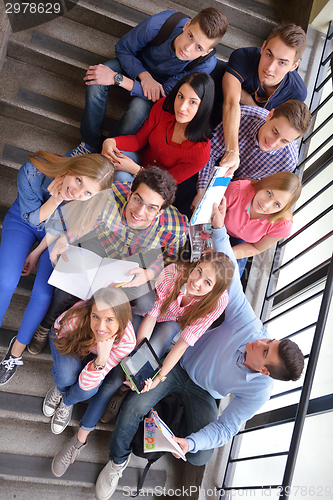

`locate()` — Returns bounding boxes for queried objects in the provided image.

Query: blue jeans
[0,200,54,345]
[80,58,154,150]
[229,235,247,277]
[49,333,103,407]
[109,362,219,466]
[78,306,181,431]
[114,150,141,183]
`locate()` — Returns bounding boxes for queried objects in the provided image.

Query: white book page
[90,259,139,295]
[48,245,102,300]
[144,416,186,461]
[191,167,231,226]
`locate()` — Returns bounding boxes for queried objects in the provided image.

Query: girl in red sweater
[102,72,214,185]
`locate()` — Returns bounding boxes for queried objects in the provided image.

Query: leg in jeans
[229,236,247,277]
[41,288,80,329]
[108,363,218,465]
[80,58,123,151]
[79,363,126,431]
[0,205,53,344]
[80,58,154,149]
[114,150,141,183]
[49,334,102,405]
[133,314,181,358]
[111,97,154,138]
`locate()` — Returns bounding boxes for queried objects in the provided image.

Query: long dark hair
[163,72,214,142]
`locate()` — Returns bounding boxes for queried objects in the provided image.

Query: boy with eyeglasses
[28,166,189,355]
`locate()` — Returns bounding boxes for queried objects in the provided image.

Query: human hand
[47,176,65,203]
[49,236,68,264]
[84,64,116,86]
[171,436,189,458]
[190,189,204,211]
[138,72,165,102]
[95,336,115,366]
[140,377,156,393]
[21,251,39,276]
[122,267,154,288]
[219,151,239,177]
[114,155,140,175]
[123,375,136,391]
[239,89,257,106]
[211,197,227,229]
[101,138,123,165]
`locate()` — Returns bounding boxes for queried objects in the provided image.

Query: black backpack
[143,11,216,71]
[130,392,185,496]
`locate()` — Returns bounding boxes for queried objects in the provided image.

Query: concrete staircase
[0,0,286,498]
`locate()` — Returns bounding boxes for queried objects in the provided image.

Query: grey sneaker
[0,337,23,385]
[52,434,87,477]
[43,386,64,417]
[100,388,129,423]
[51,400,73,434]
[95,456,130,500]
[27,324,50,354]
[66,141,95,157]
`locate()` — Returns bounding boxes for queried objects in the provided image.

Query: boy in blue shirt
[212,23,307,177]
[72,8,228,154]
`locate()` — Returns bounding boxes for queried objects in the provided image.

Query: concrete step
[0,57,122,140]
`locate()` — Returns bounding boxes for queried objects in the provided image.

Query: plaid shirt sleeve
[147,207,189,276]
[198,122,226,190]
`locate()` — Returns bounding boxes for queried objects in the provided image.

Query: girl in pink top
[224,172,302,275]
[134,251,234,392]
[42,287,135,440]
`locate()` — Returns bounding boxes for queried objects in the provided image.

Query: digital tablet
[120,338,162,394]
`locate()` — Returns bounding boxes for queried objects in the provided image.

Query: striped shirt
[198,106,299,190]
[148,264,229,346]
[53,302,136,391]
[66,182,189,277]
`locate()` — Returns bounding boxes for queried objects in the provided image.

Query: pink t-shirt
[224,180,292,243]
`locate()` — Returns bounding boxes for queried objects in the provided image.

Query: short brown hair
[251,172,302,223]
[191,8,228,44]
[265,24,307,61]
[131,166,177,210]
[272,100,311,138]
[266,338,304,381]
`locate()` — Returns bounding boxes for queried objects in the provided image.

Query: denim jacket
[16,160,53,230]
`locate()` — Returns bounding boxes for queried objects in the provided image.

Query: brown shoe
[27,325,49,354]
[100,388,129,423]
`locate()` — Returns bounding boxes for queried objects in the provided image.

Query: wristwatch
[157,373,167,383]
[93,359,106,371]
[114,73,124,86]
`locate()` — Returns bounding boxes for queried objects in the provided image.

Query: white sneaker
[51,400,73,434]
[43,386,64,417]
[95,456,130,500]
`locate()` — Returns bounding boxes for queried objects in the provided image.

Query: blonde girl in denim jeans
[0,151,114,385]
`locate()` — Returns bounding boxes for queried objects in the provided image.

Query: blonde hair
[160,252,234,330]
[28,151,115,191]
[251,172,302,222]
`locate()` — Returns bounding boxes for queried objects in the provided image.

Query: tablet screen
[120,338,162,393]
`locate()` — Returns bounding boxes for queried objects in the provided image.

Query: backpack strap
[185,48,216,71]
[131,459,157,497]
[152,12,189,46]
